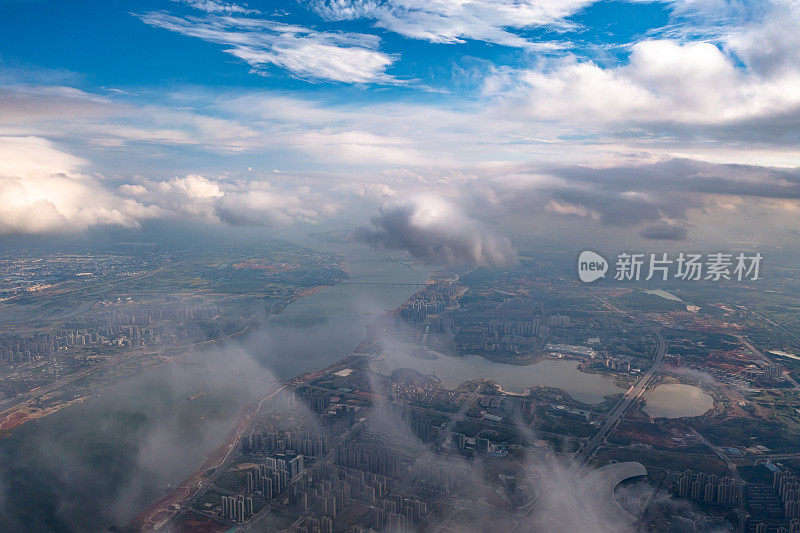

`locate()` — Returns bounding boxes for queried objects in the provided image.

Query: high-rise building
[475,437,489,454]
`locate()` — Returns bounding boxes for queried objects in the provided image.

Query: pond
[643,383,714,418]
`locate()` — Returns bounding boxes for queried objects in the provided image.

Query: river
[0,245,429,532]
[0,241,629,532]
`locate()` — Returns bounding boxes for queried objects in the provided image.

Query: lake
[643,383,714,418]
[371,351,623,404]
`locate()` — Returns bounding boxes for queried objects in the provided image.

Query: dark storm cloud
[355,195,517,266]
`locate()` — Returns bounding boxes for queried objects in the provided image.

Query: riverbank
[0,285,329,439]
[128,278,432,530]
[130,348,369,530]
[130,393,264,530]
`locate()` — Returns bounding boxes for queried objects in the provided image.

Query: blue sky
[1,0,800,261]
[0,1,672,92]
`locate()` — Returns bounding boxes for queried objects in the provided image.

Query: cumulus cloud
[355,195,517,266]
[0,136,154,235]
[138,12,399,83]
[489,38,800,128]
[120,174,338,227]
[311,0,594,48]
[5,1,800,245]
[0,135,339,235]
[668,0,800,79]
[480,0,800,149]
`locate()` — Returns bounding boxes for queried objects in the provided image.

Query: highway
[510,326,665,533]
[576,327,666,465]
[737,334,800,390]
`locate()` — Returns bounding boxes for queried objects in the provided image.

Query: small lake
[371,351,623,404]
[643,383,714,418]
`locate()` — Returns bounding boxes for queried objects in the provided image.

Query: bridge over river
[337,281,428,288]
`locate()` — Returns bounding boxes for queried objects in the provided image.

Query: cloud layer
[121,174,338,227]
[1,0,800,249]
[0,136,338,235]
[488,38,800,130]
[0,136,152,234]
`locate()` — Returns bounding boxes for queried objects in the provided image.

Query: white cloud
[311,0,595,48]
[0,135,339,235]
[489,38,800,126]
[120,175,339,226]
[0,137,154,234]
[138,12,399,83]
[175,0,260,15]
[475,0,800,146]
[0,84,261,153]
[723,0,800,76]
[5,0,800,243]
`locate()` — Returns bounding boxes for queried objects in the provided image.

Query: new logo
[578,251,608,283]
